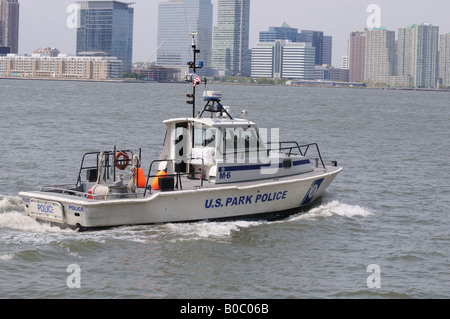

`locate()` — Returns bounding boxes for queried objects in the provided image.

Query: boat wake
[287,200,373,222]
[158,200,373,242]
[0,195,74,234]
[160,220,263,242]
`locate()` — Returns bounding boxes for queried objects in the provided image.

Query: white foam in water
[0,253,14,261]
[0,195,23,212]
[163,220,263,242]
[0,194,74,234]
[0,211,74,234]
[289,200,373,221]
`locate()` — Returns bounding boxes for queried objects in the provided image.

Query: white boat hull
[19,166,342,230]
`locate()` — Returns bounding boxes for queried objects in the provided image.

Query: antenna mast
[186,33,203,117]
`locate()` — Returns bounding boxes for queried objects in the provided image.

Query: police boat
[19,36,343,230]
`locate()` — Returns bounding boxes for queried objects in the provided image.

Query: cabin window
[194,127,216,148]
[223,127,260,155]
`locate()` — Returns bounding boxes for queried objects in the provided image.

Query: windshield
[194,126,216,148]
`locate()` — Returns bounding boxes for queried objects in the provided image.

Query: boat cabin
[157,92,315,185]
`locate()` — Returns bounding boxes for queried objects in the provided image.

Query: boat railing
[216,141,325,169]
[40,184,80,194]
[144,157,205,196]
[39,183,147,200]
[266,141,326,169]
[75,148,141,188]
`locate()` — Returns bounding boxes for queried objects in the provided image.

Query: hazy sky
[18,0,450,67]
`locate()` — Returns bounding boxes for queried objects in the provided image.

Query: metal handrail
[266,141,326,169]
[75,148,140,187]
[143,157,206,196]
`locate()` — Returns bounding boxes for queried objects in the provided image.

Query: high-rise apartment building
[157,0,213,74]
[0,0,19,54]
[211,0,251,76]
[364,28,396,84]
[251,40,315,80]
[439,33,450,86]
[348,29,367,82]
[76,1,134,73]
[397,23,439,88]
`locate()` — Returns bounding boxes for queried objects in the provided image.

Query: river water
[0,79,449,299]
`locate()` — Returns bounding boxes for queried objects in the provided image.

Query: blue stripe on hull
[220,159,310,172]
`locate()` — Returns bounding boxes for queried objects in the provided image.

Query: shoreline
[1,76,449,92]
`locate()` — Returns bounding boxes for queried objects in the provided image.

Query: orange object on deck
[135,167,147,188]
[151,170,167,190]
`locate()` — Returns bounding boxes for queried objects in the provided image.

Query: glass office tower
[211,0,251,76]
[259,24,332,67]
[76,1,134,73]
[298,30,323,66]
[157,0,213,72]
[259,22,298,43]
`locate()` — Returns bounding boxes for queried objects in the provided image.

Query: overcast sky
[18,0,450,68]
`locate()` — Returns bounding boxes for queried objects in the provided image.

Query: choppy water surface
[0,79,449,299]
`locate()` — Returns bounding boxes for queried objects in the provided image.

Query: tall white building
[364,28,396,84]
[439,33,450,86]
[251,40,315,80]
[397,23,439,88]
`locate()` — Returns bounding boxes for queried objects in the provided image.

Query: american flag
[193,73,201,87]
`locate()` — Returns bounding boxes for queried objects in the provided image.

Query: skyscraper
[323,35,333,66]
[211,0,251,76]
[364,28,396,84]
[348,29,367,82]
[397,23,439,88]
[439,33,450,87]
[0,0,19,54]
[157,0,213,73]
[76,1,134,73]
[298,30,323,65]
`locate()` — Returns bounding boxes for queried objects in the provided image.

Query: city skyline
[17,0,450,67]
